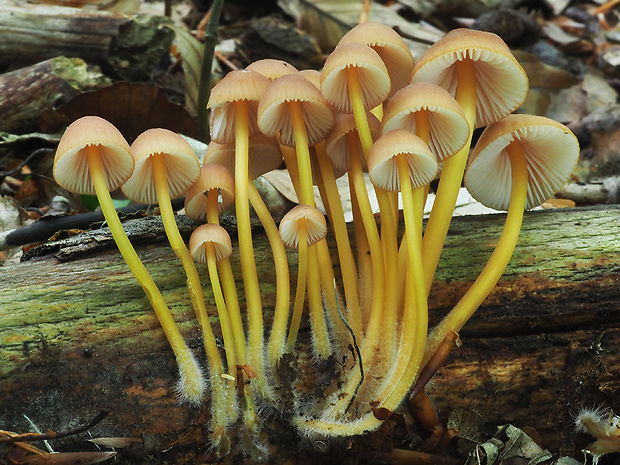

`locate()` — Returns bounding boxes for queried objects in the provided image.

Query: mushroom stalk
[289,101,315,206]
[423,140,528,365]
[151,154,224,378]
[421,58,477,292]
[314,147,362,335]
[233,100,267,393]
[286,224,309,351]
[345,67,374,157]
[85,146,205,405]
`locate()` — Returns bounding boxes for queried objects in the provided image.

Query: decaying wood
[0,57,110,133]
[0,206,618,464]
[0,3,174,81]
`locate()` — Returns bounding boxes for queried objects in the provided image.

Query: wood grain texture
[0,206,618,463]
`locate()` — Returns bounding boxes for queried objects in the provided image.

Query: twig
[0,410,110,443]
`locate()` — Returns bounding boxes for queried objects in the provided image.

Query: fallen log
[0,205,618,464]
[0,3,174,81]
[0,57,110,133]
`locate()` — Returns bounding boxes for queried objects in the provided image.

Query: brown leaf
[40,82,197,142]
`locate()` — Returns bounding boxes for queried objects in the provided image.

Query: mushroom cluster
[53,23,580,457]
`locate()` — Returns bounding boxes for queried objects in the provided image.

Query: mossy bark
[0,206,618,464]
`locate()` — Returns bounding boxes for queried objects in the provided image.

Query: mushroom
[202,137,292,363]
[257,74,336,358]
[424,113,579,364]
[184,163,235,223]
[189,224,237,382]
[367,129,437,405]
[53,116,205,405]
[381,82,470,299]
[246,58,298,81]
[321,42,390,158]
[207,69,272,397]
[337,22,415,98]
[410,28,529,291]
[278,204,328,355]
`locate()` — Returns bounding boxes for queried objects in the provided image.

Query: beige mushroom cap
[122,128,200,204]
[257,74,335,147]
[189,223,233,263]
[410,28,528,128]
[338,22,414,97]
[184,163,235,221]
[53,116,134,195]
[381,82,470,162]
[325,112,381,171]
[321,42,391,114]
[207,69,270,144]
[464,114,580,210]
[368,129,438,191]
[246,59,298,81]
[279,204,327,249]
[204,134,283,179]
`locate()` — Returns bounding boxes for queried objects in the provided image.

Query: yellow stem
[350,180,373,325]
[289,101,315,206]
[286,225,308,351]
[234,101,265,385]
[421,58,477,293]
[206,244,237,381]
[423,140,528,366]
[245,181,290,363]
[345,67,374,159]
[86,146,204,405]
[314,147,362,335]
[152,154,224,376]
[308,243,332,357]
[376,155,427,404]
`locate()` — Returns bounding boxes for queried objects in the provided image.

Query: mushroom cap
[204,134,283,179]
[321,42,391,114]
[122,128,200,204]
[53,116,134,195]
[246,59,298,81]
[184,163,235,221]
[298,69,322,89]
[324,112,381,171]
[207,69,270,144]
[410,28,528,128]
[189,223,233,263]
[257,74,335,147]
[337,22,414,97]
[368,129,438,191]
[279,204,327,248]
[381,82,470,162]
[464,114,580,210]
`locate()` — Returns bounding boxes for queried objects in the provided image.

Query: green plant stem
[197,0,226,142]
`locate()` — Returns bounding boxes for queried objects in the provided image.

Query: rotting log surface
[0,206,618,464]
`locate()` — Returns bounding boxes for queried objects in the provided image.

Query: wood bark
[0,206,618,464]
[0,3,174,81]
[0,57,110,133]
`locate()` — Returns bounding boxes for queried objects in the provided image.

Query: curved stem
[86,147,205,405]
[152,154,224,377]
[286,225,308,351]
[421,58,477,294]
[423,140,528,366]
[245,181,290,364]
